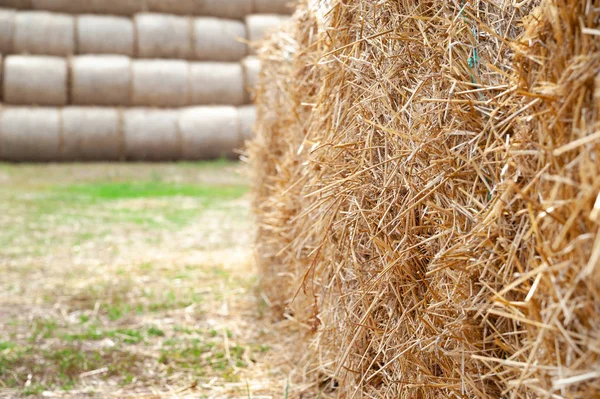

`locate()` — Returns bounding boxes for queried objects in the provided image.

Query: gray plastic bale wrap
[71,55,131,106]
[0,107,61,161]
[189,62,244,106]
[241,56,260,102]
[124,109,181,161]
[0,0,32,9]
[77,15,134,56]
[0,8,15,53]
[201,0,252,20]
[253,0,295,14]
[237,105,256,142]
[132,60,189,107]
[193,17,247,62]
[245,14,288,54]
[136,13,192,59]
[178,106,239,160]
[3,55,67,105]
[13,11,75,56]
[61,107,121,161]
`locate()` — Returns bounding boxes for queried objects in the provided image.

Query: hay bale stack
[192,17,247,62]
[30,0,147,15]
[0,0,31,9]
[178,106,239,160]
[146,0,198,15]
[71,55,131,106]
[237,105,255,143]
[13,11,75,56]
[132,60,188,107]
[201,0,252,20]
[3,55,67,105]
[245,14,288,52]
[250,0,600,398]
[0,107,60,161]
[77,15,134,56]
[31,0,88,13]
[253,0,295,14]
[0,8,15,54]
[124,108,180,161]
[189,62,244,106]
[61,107,121,161]
[135,13,192,59]
[241,56,260,102]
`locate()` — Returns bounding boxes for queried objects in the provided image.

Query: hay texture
[250,0,600,398]
[77,15,134,56]
[245,14,288,54]
[192,17,247,62]
[253,0,295,14]
[0,107,60,161]
[71,55,131,106]
[13,11,75,56]
[3,55,67,106]
[135,13,192,59]
[124,108,181,161]
[61,107,121,161]
[132,60,189,107]
[0,8,15,53]
[178,106,239,160]
[189,62,245,106]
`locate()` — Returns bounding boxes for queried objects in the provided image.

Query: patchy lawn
[0,162,291,398]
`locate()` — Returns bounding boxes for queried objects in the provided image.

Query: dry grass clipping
[249,0,600,397]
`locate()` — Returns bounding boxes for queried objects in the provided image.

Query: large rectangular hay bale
[253,0,295,14]
[77,15,134,56]
[241,56,260,102]
[193,17,247,61]
[0,107,60,161]
[71,55,131,106]
[189,62,245,106]
[0,8,15,53]
[13,11,75,56]
[132,60,189,107]
[178,106,239,160]
[135,13,192,59]
[124,108,181,161]
[3,55,67,105]
[61,107,122,161]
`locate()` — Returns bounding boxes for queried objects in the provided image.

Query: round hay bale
[77,15,134,56]
[0,8,15,54]
[0,107,60,161]
[71,55,131,106]
[237,105,255,142]
[147,0,199,15]
[189,62,244,106]
[201,0,252,20]
[132,60,189,107]
[61,107,122,161]
[253,0,295,14]
[31,0,88,13]
[3,55,67,106]
[124,108,181,161]
[0,0,32,9]
[193,17,247,62]
[242,56,260,102]
[135,13,192,59]
[13,11,75,56]
[245,14,288,54]
[90,0,147,15]
[178,106,239,160]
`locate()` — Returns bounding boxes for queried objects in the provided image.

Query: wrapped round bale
[201,0,252,20]
[61,107,122,161]
[237,105,256,143]
[124,108,181,161]
[0,107,61,161]
[135,13,192,59]
[245,14,288,54]
[189,62,245,106]
[0,8,15,54]
[193,17,247,62]
[71,55,131,106]
[77,15,134,56]
[132,60,189,107]
[242,56,260,102]
[0,0,32,9]
[253,0,295,14]
[13,11,75,56]
[178,106,239,160]
[3,55,67,106]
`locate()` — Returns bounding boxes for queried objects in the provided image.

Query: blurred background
[0,1,294,397]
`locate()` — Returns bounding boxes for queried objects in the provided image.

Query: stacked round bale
[0,0,293,161]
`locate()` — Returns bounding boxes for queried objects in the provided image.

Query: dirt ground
[0,162,296,398]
